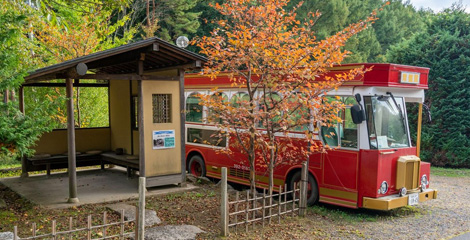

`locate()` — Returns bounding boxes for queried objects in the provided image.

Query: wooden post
[138,80,146,178]
[52,220,57,240]
[103,212,107,239]
[138,177,146,240]
[69,217,73,240]
[32,222,36,239]
[299,162,308,217]
[120,209,125,239]
[87,216,91,240]
[262,189,265,228]
[278,186,281,223]
[417,103,423,157]
[221,167,228,236]
[66,78,79,203]
[245,190,249,233]
[235,191,239,232]
[179,69,187,187]
[13,226,17,240]
[292,182,296,217]
[19,86,28,178]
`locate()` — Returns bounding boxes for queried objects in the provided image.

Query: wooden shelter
[20,37,207,203]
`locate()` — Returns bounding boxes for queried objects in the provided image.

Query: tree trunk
[3,89,9,104]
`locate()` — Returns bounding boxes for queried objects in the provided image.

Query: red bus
[184,63,437,210]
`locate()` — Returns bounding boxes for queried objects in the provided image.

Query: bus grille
[396,155,420,190]
[229,168,250,179]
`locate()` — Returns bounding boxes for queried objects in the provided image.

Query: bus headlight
[421,174,429,191]
[399,187,407,197]
[379,181,389,194]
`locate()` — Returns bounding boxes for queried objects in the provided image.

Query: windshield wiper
[386,92,408,140]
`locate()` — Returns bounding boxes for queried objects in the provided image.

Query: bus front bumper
[362,189,438,210]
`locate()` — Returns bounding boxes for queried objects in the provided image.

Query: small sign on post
[152,130,175,149]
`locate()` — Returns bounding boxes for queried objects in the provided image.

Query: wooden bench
[27,153,103,176]
[100,152,139,177]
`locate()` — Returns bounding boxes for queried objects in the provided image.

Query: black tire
[188,155,206,177]
[289,171,319,205]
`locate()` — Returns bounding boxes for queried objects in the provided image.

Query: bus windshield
[364,96,410,149]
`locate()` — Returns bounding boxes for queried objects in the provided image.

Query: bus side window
[321,126,339,147]
[341,107,358,148]
[209,92,228,123]
[186,93,203,123]
[340,97,358,148]
[321,96,358,149]
[187,128,227,147]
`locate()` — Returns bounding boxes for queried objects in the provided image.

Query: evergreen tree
[157,0,202,41]
[287,0,426,62]
[0,2,58,157]
[387,5,470,167]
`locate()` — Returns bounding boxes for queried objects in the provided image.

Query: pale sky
[408,0,470,12]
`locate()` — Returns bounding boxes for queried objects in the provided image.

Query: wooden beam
[179,69,187,187]
[66,78,79,203]
[86,51,141,69]
[137,60,144,76]
[156,48,189,62]
[145,61,203,73]
[78,74,178,81]
[138,80,145,177]
[23,83,109,88]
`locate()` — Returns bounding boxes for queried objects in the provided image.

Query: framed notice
[153,130,175,149]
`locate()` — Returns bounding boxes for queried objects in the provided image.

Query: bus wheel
[188,155,206,177]
[289,171,318,205]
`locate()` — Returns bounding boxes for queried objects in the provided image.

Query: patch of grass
[0,154,21,169]
[308,204,379,223]
[431,166,470,177]
[308,203,428,223]
[0,166,102,179]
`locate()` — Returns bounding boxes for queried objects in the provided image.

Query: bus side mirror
[350,104,366,124]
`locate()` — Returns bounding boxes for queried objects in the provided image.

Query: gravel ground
[226,175,470,240]
[358,175,470,240]
[1,173,468,239]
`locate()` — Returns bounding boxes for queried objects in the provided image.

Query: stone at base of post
[179,182,187,187]
[20,172,29,178]
[67,197,79,203]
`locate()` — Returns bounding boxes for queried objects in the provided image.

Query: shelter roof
[24,37,207,83]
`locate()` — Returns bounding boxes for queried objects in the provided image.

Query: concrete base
[0,168,197,209]
[67,197,79,203]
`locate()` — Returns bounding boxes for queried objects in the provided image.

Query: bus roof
[185,63,429,90]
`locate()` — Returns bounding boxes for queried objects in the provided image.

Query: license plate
[408,193,419,206]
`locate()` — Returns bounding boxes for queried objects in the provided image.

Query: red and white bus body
[184,63,438,210]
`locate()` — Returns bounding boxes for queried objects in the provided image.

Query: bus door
[320,96,360,208]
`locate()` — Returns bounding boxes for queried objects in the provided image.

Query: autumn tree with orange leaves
[196,0,381,199]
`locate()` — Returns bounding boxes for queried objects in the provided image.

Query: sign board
[153,130,175,149]
[400,72,420,84]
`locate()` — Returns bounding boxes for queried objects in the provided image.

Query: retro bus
[184,63,437,210]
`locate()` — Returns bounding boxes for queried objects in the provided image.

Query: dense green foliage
[387,6,470,167]
[286,0,427,62]
[1,0,469,168]
[0,3,56,158]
